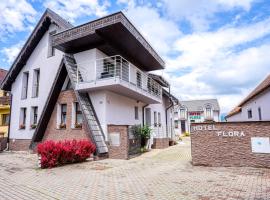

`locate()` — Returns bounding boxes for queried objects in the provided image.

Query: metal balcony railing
[76,55,162,99]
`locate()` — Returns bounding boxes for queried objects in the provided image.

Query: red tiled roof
[226,74,270,118]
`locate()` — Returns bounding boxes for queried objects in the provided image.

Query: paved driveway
[0,138,269,200]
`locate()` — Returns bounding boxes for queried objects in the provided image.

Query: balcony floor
[75,78,162,104]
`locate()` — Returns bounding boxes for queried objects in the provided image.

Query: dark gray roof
[1,8,73,91]
[180,99,220,111]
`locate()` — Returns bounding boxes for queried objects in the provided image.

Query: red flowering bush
[37,140,96,168]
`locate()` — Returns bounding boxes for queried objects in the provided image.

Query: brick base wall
[9,139,31,151]
[43,90,91,142]
[191,122,270,168]
[107,125,129,159]
[152,138,169,149]
[0,137,7,151]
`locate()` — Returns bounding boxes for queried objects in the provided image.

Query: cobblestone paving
[0,138,269,200]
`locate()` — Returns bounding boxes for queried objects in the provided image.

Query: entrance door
[181,120,186,133]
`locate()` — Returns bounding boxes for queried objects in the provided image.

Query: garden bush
[37,140,96,168]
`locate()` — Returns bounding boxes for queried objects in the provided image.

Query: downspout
[4,93,12,151]
[142,103,149,126]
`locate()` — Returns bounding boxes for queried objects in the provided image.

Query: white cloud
[43,0,110,23]
[1,42,23,64]
[0,0,37,40]
[159,0,256,31]
[119,3,182,57]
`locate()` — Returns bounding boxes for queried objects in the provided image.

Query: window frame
[48,30,57,57]
[21,72,29,99]
[2,114,9,126]
[134,106,139,120]
[154,111,157,127]
[247,109,252,119]
[75,102,82,125]
[60,104,67,125]
[19,107,27,129]
[258,107,262,121]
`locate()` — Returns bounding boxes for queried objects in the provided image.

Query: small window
[154,111,157,127]
[248,109,252,119]
[75,102,82,125]
[61,104,67,125]
[134,106,139,120]
[2,114,9,126]
[31,106,38,125]
[180,108,186,119]
[174,120,179,129]
[20,108,27,129]
[258,107,262,121]
[21,72,29,99]
[48,30,56,57]
[32,69,40,97]
[205,105,212,119]
[158,112,161,127]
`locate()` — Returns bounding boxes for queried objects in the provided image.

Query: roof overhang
[52,12,165,71]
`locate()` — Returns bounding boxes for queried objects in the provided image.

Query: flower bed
[37,140,96,168]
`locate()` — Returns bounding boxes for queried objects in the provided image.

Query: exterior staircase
[63,54,108,155]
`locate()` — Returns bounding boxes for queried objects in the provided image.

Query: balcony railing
[76,55,162,99]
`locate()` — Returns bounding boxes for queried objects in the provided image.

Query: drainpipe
[4,93,12,151]
[142,103,149,126]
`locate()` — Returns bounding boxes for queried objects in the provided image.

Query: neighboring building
[174,99,220,135]
[226,74,270,122]
[1,9,178,158]
[0,69,10,138]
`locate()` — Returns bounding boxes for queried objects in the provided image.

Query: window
[258,107,262,121]
[21,72,29,99]
[32,69,40,97]
[61,104,67,125]
[2,114,9,126]
[248,109,252,119]
[154,111,157,127]
[180,108,186,119]
[20,108,27,129]
[75,102,82,125]
[136,71,142,88]
[158,112,161,127]
[174,120,179,129]
[31,107,38,125]
[48,30,56,57]
[205,105,212,119]
[134,106,139,120]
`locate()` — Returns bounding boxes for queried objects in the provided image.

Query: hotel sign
[191,124,245,137]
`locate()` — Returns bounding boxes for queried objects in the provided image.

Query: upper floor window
[2,114,9,126]
[21,72,29,99]
[134,106,139,120]
[48,30,56,57]
[19,107,27,129]
[75,102,82,125]
[136,71,142,88]
[32,69,40,97]
[205,105,212,119]
[248,109,252,119]
[180,108,186,119]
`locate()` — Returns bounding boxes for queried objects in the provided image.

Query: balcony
[75,55,162,104]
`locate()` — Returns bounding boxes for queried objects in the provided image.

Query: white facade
[10,24,63,140]
[226,87,270,122]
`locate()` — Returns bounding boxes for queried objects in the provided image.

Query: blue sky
[0,0,270,113]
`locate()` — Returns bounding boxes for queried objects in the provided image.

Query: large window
[75,102,82,125]
[21,72,29,99]
[205,105,212,119]
[2,114,9,126]
[61,104,67,125]
[180,108,186,119]
[20,107,27,129]
[248,109,252,119]
[32,69,40,97]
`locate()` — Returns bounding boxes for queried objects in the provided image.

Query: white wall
[227,88,270,122]
[10,24,64,140]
